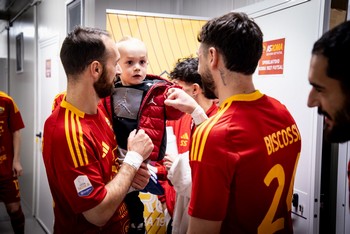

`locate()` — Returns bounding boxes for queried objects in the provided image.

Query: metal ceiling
[0,0,34,21]
[0,0,348,23]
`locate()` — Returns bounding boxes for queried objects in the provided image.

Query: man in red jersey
[42,26,153,233]
[0,91,25,234]
[158,57,218,234]
[165,12,301,233]
[165,57,218,156]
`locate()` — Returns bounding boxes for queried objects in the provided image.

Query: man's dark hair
[170,57,217,99]
[198,12,263,75]
[170,57,202,86]
[312,21,350,92]
[60,26,110,76]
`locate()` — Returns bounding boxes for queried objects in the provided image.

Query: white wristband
[128,186,137,193]
[191,105,208,125]
[123,151,143,170]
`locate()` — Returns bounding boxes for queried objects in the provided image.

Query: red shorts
[0,177,21,204]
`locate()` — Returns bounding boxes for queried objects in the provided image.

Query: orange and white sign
[258,38,285,75]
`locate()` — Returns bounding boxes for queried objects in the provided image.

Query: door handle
[36,132,42,138]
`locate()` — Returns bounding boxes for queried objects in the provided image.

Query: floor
[0,202,47,234]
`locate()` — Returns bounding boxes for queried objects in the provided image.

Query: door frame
[34,34,60,233]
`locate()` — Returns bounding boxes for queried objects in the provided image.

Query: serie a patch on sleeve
[74,175,94,197]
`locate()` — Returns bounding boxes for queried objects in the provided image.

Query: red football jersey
[167,102,219,154]
[0,92,25,181]
[160,102,218,216]
[43,98,129,233]
[189,91,301,233]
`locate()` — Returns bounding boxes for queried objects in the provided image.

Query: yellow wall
[106,12,207,77]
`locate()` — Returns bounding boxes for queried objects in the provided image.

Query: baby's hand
[163,153,177,171]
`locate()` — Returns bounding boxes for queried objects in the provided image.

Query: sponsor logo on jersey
[74,175,94,197]
[180,133,189,140]
[0,106,4,114]
[102,141,110,158]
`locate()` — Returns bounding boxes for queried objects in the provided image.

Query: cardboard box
[329,8,347,29]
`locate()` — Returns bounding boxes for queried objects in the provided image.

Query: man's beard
[200,67,217,100]
[93,66,115,99]
[321,100,350,143]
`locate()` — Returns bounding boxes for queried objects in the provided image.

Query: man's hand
[127,129,154,161]
[13,161,23,177]
[131,163,150,190]
[164,88,199,114]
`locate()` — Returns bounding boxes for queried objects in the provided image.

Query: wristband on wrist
[128,186,137,193]
[191,105,208,125]
[123,151,143,170]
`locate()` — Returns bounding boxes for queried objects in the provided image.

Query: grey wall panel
[37,0,66,92]
[8,7,35,212]
[95,0,177,30]
[0,21,8,92]
[0,58,8,92]
[94,0,266,29]
[182,0,233,17]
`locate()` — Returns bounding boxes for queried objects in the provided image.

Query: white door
[237,0,327,233]
[35,35,60,233]
[336,143,350,234]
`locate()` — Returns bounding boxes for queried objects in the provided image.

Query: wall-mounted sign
[258,38,285,75]
[16,32,24,73]
[45,59,51,78]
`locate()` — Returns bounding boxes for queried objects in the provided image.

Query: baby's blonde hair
[117,36,145,46]
[116,36,148,56]
[117,35,134,43]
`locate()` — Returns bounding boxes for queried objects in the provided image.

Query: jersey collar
[61,98,85,118]
[220,90,264,109]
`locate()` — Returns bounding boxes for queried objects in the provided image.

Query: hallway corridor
[0,203,47,234]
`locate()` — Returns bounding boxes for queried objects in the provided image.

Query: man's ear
[208,47,219,69]
[192,83,201,96]
[90,61,101,78]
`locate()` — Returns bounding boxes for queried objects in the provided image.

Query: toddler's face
[118,42,148,86]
